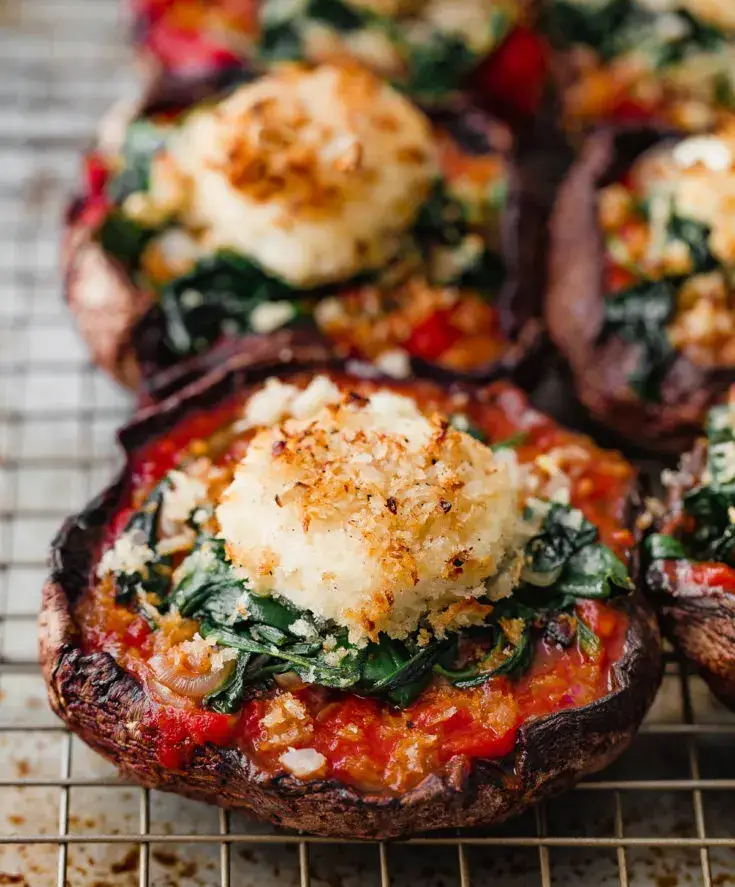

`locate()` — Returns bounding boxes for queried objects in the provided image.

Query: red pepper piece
[470,27,550,119]
[405,309,462,361]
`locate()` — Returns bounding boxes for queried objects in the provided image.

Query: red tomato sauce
[80,376,633,794]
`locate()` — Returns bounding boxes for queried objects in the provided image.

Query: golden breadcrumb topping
[217,377,523,643]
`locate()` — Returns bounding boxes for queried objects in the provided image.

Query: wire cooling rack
[2,1,735,885]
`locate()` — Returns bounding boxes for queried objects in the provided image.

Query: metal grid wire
[1,2,735,885]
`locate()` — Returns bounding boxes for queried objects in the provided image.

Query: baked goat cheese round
[218,377,522,643]
[140,64,436,287]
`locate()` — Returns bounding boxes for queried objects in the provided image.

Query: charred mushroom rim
[642,389,735,710]
[548,0,735,134]
[547,122,735,454]
[131,0,548,117]
[63,62,546,393]
[40,337,661,838]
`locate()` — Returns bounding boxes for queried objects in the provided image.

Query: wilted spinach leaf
[203,653,251,714]
[309,0,364,30]
[115,480,632,708]
[160,251,301,355]
[258,20,304,61]
[644,533,687,560]
[361,636,447,704]
[115,478,172,605]
[658,406,735,565]
[98,212,155,269]
[551,0,633,58]
[414,180,506,295]
[106,120,168,204]
[562,543,633,598]
[576,617,602,657]
[164,538,244,617]
[653,10,725,67]
[435,622,532,688]
[525,504,598,576]
[404,35,478,101]
[602,278,676,402]
[667,215,716,274]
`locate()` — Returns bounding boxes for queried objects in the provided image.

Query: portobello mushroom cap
[62,79,546,395]
[40,331,661,838]
[644,441,735,710]
[546,127,735,455]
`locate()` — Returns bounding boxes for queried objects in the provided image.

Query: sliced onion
[148,678,196,709]
[274,671,306,690]
[520,565,563,587]
[149,654,235,700]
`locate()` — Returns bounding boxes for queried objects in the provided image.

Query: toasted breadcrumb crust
[218,377,522,643]
[134,64,436,288]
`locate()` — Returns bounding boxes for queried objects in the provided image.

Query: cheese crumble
[144,64,436,288]
[279,747,327,779]
[96,530,154,579]
[217,377,523,643]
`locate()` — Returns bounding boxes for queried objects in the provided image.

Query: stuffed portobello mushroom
[131,0,548,117]
[64,62,545,391]
[40,338,661,838]
[549,0,735,134]
[547,121,735,453]
[643,391,735,710]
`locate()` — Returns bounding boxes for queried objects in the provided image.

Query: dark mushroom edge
[40,337,661,838]
[62,70,547,395]
[547,125,735,455]
[641,394,735,709]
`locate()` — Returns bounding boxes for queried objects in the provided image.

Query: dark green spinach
[309,0,365,31]
[106,120,167,205]
[680,407,735,564]
[603,278,677,402]
[112,485,632,710]
[98,212,155,270]
[648,405,735,567]
[652,10,725,68]
[404,35,478,101]
[114,479,172,607]
[644,533,687,560]
[525,504,598,576]
[258,20,304,61]
[552,0,725,70]
[414,180,506,295]
[667,215,717,274]
[551,0,633,59]
[203,653,252,714]
[159,251,301,355]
